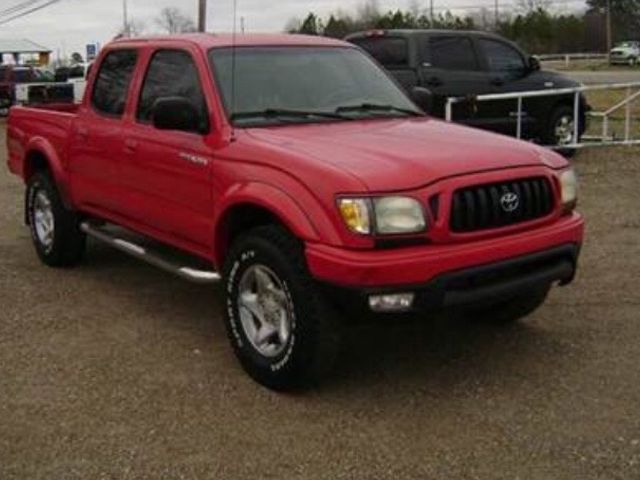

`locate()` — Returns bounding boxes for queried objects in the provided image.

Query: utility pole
[494,0,499,29]
[429,0,434,26]
[198,0,207,32]
[122,0,129,37]
[606,0,613,58]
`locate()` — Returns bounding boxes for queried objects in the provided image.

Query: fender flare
[23,136,72,207]
[213,182,326,266]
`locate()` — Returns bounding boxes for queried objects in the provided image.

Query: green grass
[541,59,639,72]
[583,89,640,140]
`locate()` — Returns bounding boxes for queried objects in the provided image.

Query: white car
[610,41,640,66]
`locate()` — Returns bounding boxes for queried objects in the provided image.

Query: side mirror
[151,96,204,134]
[410,86,434,114]
[529,56,541,72]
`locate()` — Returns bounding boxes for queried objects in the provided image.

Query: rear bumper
[305,213,584,289]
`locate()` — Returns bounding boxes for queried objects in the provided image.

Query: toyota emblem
[500,192,520,213]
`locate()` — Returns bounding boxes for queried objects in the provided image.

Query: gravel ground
[1,120,640,479]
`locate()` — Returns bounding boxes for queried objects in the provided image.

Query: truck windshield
[209,46,422,127]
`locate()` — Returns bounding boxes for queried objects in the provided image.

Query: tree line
[287,0,640,54]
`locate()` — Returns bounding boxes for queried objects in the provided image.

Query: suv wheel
[463,285,550,325]
[545,105,580,158]
[27,171,86,267]
[223,225,340,391]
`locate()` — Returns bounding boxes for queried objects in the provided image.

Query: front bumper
[306,213,584,288]
[610,56,634,64]
[307,213,583,312]
[325,243,579,313]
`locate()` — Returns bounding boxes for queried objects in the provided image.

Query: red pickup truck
[6,34,584,390]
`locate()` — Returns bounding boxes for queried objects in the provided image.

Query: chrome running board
[80,222,221,285]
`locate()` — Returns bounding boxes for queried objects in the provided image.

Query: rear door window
[91,49,138,117]
[352,37,409,68]
[427,36,480,71]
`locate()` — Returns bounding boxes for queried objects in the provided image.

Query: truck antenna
[230,0,239,140]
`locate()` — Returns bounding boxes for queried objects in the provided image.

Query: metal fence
[445,82,640,150]
[537,53,608,68]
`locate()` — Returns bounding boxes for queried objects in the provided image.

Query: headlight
[374,197,426,234]
[559,169,578,212]
[338,196,426,235]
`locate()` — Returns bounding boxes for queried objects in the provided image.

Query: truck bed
[6,105,78,178]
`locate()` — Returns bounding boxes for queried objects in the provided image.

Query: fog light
[369,293,415,312]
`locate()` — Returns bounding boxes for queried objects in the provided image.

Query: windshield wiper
[231,108,352,122]
[335,103,423,117]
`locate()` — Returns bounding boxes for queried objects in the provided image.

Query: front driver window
[479,39,526,75]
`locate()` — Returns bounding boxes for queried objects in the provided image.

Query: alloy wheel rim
[33,190,55,253]
[554,115,575,146]
[237,264,292,358]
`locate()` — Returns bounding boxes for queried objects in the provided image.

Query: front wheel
[544,105,581,158]
[223,225,340,391]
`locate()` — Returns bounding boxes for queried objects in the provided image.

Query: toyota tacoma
[6,34,584,390]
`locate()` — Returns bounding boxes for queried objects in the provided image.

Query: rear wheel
[223,225,341,391]
[463,285,551,325]
[26,171,86,267]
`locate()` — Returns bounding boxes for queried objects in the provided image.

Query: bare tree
[284,16,303,33]
[516,0,552,13]
[155,7,197,34]
[116,18,145,38]
[357,0,381,24]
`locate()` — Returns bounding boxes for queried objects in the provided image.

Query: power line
[0,0,42,18]
[0,0,64,26]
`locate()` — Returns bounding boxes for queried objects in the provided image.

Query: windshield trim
[208,45,422,128]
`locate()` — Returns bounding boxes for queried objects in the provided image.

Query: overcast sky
[0,0,587,61]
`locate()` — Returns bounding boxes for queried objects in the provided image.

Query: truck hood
[246,117,566,192]
[611,47,637,55]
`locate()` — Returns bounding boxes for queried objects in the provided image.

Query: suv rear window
[352,37,409,68]
[428,36,479,71]
[91,49,138,117]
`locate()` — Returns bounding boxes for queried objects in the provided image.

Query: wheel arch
[22,137,72,208]
[213,183,323,268]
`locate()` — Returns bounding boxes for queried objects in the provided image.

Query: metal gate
[445,82,640,149]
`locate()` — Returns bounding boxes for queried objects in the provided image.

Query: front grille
[450,177,555,233]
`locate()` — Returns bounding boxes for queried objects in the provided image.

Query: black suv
[346,30,588,150]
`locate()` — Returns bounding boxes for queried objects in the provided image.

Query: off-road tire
[26,171,86,267]
[223,225,341,391]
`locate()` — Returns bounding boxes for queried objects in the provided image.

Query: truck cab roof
[111,33,350,50]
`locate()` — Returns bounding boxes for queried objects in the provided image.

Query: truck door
[474,37,537,137]
[419,35,494,124]
[120,48,214,250]
[68,49,138,215]
[350,35,419,91]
